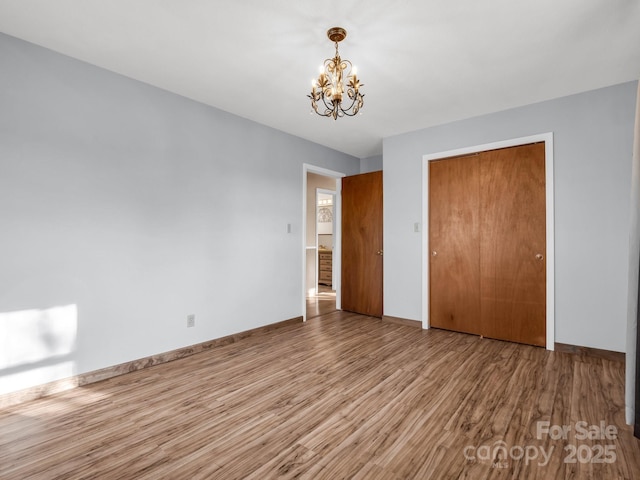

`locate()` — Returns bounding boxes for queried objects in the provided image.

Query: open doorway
[308,189,337,318]
[303,165,345,321]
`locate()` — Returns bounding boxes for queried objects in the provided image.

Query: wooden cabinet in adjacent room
[429,142,546,347]
[318,249,332,286]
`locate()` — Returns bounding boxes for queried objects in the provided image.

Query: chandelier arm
[320,94,335,117]
[334,89,363,116]
[308,91,335,118]
[338,99,355,114]
[338,98,360,116]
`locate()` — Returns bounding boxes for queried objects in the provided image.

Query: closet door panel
[429,156,481,335]
[479,143,546,346]
[342,171,383,317]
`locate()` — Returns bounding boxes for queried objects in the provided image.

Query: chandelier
[309,27,364,120]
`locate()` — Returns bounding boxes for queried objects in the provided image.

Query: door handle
[535,253,544,261]
[376,250,383,256]
[431,251,437,257]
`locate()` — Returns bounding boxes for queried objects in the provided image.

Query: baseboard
[0,316,303,409]
[382,315,422,329]
[554,342,625,363]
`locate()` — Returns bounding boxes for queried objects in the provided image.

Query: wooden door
[429,155,481,335]
[342,171,383,317]
[428,142,546,347]
[480,143,546,346]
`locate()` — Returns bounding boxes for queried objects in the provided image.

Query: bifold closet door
[429,142,546,347]
[429,155,481,335]
[480,143,546,347]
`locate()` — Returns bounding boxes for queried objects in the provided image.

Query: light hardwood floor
[306,285,336,319]
[1,311,639,479]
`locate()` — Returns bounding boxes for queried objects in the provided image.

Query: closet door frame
[421,133,555,350]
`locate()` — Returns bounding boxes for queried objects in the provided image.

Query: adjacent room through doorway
[305,170,340,320]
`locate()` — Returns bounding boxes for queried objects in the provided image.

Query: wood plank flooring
[1,311,639,479]
[306,285,336,319]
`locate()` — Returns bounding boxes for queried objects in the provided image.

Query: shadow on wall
[0,304,78,395]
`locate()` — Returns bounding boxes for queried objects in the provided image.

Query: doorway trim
[302,164,346,321]
[421,132,555,350]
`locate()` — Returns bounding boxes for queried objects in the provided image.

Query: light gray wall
[360,154,383,173]
[0,33,359,394]
[383,81,638,352]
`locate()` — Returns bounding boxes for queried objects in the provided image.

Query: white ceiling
[1,0,639,158]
